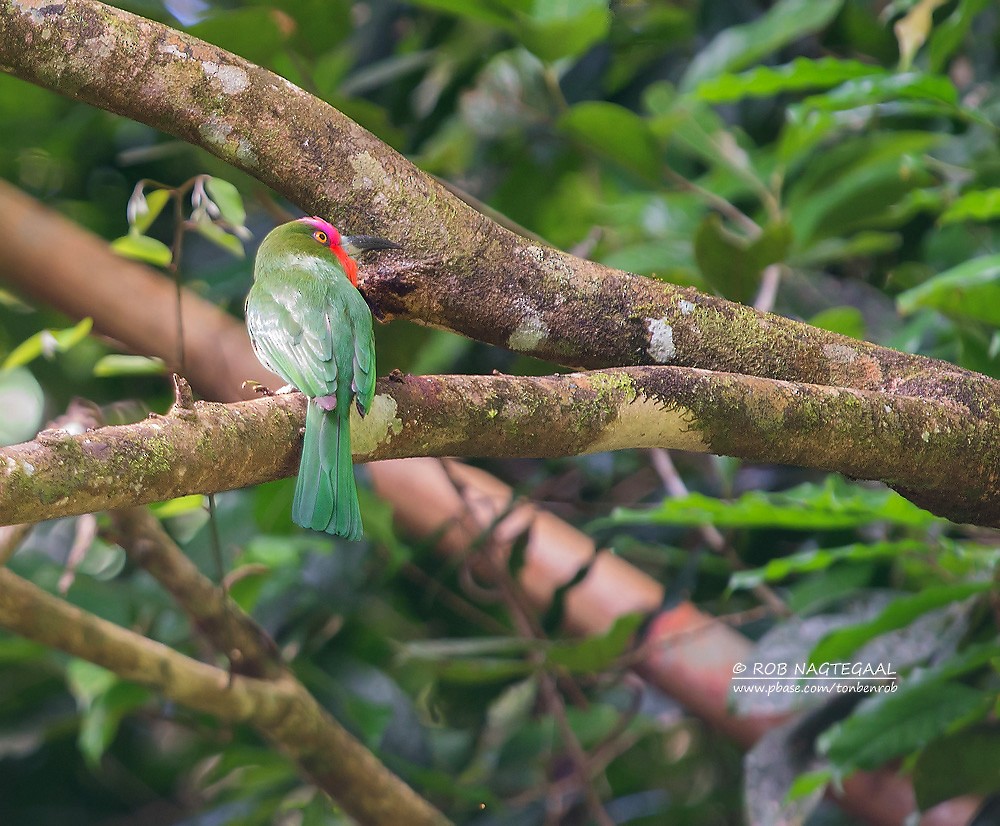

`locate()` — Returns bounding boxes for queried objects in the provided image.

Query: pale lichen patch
[678,299,695,315]
[508,309,549,352]
[587,396,706,453]
[198,118,257,168]
[822,343,858,363]
[157,39,188,60]
[202,61,249,95]
[350,152,385,192]
[646,317,676,362]
[352,393,402,456]
[84,29,117,61]
[349,152,400,209]
[199,118,232,147]
[13,0,56,25]
[234,136,257,166]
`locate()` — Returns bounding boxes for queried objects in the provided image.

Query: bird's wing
[246,281,337,398]
[343,284,377,416]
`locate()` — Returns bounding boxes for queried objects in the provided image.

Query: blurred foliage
[2,0,1000,824]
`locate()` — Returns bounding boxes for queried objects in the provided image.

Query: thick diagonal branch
[2,0,999,417]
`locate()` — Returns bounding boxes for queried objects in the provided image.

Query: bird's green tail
[292,402,363,540]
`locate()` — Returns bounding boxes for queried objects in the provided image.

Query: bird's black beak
[342,235,400,255]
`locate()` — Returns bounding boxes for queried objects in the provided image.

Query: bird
[245,216,396,540]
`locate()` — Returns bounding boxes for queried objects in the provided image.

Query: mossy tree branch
[2,365,995,526]
[0,564,450,826]
[1,0,998,409]
[2,0,999,530]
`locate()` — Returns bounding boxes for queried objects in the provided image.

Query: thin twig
[649,448,791,617]
[663,167,761,236]
[753,263,784,313]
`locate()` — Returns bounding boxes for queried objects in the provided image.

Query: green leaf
[194,217,246,258]
[808,307,866,339]
[0,367,44,446]
[75,539,127,581]
[111,232,173,267]
[606,479,940,532]
[186,7,288,64]
[92,354,166,377]
[432,657,535,684]
[897,254,1000,326]
[405,0,516,28]
[66,659,117,706]
[398,637,538,661]
[243,534,329,568]
[460,677,538,784]
[78,681,151,766]
[3,317,93,370]
[693,57,881,103]
[559,102,662,181]
[680,0,844,90]
[205,176,246,227]
[547,613,644,672]
[66,660,149,765]
[519,0,611,62]
[810,582,992,664]
[149,495,207,518]
[927,0,991,73]
[913,725,1000,809]
[395,636,541,683]
[790,231,902,268]
[461,49,550,139]
[729,540,925,591]
[800,72,959,113]
[939,189,1000,225]
[787,132,940,246]
[785,768,833,803]
[777,107,838,166]
[818,681,989,772]
[694,215,792,303]
[598,239,697,282]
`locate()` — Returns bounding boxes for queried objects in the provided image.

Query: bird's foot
[243,381,297,397]
[242,380,274,396]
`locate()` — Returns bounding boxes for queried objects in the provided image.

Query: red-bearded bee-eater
[245,216,396,540]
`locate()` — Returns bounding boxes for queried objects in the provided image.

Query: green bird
[246,216,394,540]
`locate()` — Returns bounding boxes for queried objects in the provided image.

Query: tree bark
[1,362,993,526]
[2,2,999,524]
[0,3,990,824]
[0,565,450,826]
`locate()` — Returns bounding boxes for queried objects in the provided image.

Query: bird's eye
[312,230,329,244]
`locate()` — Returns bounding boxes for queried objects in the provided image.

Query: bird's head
[296,216,398,288]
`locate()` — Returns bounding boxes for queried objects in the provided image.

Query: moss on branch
[0,566,450,826]
[3,0,1000,416]
[2,368,997,527]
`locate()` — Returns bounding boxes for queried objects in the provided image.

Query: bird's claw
[242,380,275,396]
